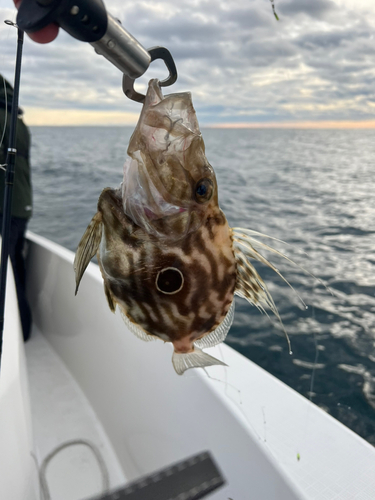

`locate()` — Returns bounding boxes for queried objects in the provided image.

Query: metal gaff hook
[122,46,178,103]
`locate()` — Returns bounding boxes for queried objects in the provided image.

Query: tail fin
[172,347,227,375]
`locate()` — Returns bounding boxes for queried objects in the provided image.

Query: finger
[13,0,59,44]
[27,24,59,44]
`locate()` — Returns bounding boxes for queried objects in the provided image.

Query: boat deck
[25,327,126,500]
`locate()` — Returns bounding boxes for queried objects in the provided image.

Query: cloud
[279,0,336,19]
[1,0,375,126]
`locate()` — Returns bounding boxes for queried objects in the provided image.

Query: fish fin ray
[231,227,294,249]
[232,227,330,297]
[172,347,227,375]
[119,308,157,342]
[233,229,306,305]
[194,301,235,349]
[104,283,116,312]
[232,230,293,353]
[74,212,103,294]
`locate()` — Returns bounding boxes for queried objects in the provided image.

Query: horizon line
[23,107,375,129]
[209,120,375,129]
[26,120,375,129]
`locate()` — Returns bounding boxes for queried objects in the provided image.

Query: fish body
[98,186,236,347]
[75,80,286,374]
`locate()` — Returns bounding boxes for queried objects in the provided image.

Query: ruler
[93,451,225,500]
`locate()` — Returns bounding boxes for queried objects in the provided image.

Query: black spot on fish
[156,267,184,294]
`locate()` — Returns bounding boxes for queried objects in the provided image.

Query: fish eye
[195,178,213,203]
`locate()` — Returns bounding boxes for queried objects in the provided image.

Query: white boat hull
[1,232,374,499]
[0,261,39,500]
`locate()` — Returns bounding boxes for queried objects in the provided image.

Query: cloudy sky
[1,0,375,126]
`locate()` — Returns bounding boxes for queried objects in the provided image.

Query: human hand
[14,0,59,43]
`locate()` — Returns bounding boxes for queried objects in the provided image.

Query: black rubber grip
[17,0,107,42]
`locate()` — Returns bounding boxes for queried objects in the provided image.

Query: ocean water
[28,126,375,446]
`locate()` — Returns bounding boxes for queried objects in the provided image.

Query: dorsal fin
[194,301,235,349]
[74,212,103,295]
[104,282,116,313]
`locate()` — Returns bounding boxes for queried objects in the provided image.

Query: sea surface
[28,126,375,446]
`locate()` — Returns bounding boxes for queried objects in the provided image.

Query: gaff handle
[17,0,108,43]
[16,0,177,93]
[16,0,152,80]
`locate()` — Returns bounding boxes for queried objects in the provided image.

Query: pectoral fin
[104,282,116,312]
[172,347,227,375]
[74,212,103,294]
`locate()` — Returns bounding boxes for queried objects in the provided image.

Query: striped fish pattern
[74,79,291,374]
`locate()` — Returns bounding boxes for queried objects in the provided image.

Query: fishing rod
[0,25,24,356]
[0,0,177,360]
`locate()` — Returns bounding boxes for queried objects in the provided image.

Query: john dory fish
[74,79,291,375]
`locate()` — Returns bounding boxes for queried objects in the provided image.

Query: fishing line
[202,366,243,406]
[201,357,278,453]
[261,406,267,443]
[309,305,319,401]
[296,300,320,462]
[218,343,231,402]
